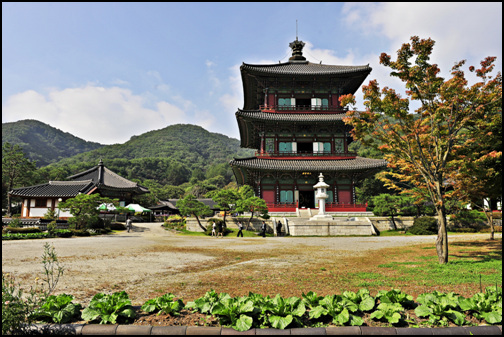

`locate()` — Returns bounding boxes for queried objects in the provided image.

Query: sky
[2,2,502,145]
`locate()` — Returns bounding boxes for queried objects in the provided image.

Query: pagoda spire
[289,21,306,62]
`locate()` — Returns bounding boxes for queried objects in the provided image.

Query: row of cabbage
[28,287,502,331]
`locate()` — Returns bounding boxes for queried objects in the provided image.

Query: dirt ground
[2,222,500,309]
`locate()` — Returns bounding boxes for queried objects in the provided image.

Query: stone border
[22,324,502,335]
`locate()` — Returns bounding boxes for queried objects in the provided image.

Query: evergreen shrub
[205,218,232,236]
[3,227,42,234]
[409,216,438,235]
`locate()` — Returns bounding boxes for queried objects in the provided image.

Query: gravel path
[2,223,499,305]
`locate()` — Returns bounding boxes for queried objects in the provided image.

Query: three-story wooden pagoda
[230,39,387,213]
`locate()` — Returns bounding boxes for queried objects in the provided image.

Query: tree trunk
[435,206,449,264]
[195,216,206,232]
[246,213,254,231]
[485,210,495,240]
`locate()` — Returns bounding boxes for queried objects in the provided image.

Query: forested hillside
[2,120,254,188]
[2,119,103,167]
[44,123,254,186]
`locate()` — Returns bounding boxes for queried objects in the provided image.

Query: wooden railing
[260,105,347,113]
[266,202,368,213]
[256,151,357,158]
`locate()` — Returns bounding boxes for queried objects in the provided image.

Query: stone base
[309,214,333,221]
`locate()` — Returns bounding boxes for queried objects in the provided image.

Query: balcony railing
[260,105,347,113]
[266,202,368,213]
[256,151,357,158]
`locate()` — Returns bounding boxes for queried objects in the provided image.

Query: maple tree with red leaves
[341,36,502,264]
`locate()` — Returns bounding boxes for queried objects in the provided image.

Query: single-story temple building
[8,160,149,219]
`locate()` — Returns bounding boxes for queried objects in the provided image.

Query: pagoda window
[311,98,329,110]
[313,142,331,153]
[278,98,295,110]
[279,142,295,153]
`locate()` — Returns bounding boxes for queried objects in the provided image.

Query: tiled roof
[68,165,140,189]
[9,160,149,198]
[236,110,352,122]
[9,180,95,198]
[241,62,371,76]
[230,157,387,172]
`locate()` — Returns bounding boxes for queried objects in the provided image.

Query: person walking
[126,216,133,233]
[211,222,217,237]
[261,221,267,237]
[276,221,282,237]
[237,221,243,237]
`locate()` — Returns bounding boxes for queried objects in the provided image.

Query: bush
[409,216,438,235]
[3,226,42,234]
[108,222,126,230]
[205,218,232,236]
[449,210,487,232]
[70,229,91,237]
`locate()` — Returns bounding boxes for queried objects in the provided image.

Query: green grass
[377,255,502,286]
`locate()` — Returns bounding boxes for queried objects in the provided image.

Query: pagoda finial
[289,38,306,62]
[289,20,306,62]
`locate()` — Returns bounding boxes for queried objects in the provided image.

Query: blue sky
[2,2,502,144]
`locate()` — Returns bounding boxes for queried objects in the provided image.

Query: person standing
[126,216,133,233]
[261,221,266,237]
[211,222,217,237]
[276,221,282,237]
[217,222,224,238]
[237,221,243,237]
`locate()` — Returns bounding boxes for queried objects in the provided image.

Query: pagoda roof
[230,156,387,172]
[237,109,351,122]
[236,109,355,149]
[241,61,371,77]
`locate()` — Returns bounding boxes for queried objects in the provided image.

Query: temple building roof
[9,160,149,198]
[230,156,387,172]
[241,62,371,77]
[9,180,95,198]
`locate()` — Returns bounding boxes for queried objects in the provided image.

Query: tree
[236,186,269,230]
[211,188,239,227]
[372,194,413,230]
[450,113,502,239]
[341,36,502,264]
[58,193,118,230]
[176,194,212,231]
[2,142,37,216]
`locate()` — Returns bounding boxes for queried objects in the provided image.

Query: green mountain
[2,120,254,186]
[2,119,103,167]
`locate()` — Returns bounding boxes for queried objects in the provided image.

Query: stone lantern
[311,173,333,220]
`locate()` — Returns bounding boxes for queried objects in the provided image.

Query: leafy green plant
[302,291,323,310]
[414,291,466,326]
[81,291,136,324]
[342,289,376,312]
[261,294,306,329]
[309,294,364,326]
[375,288,415,308]
[186,289,230,314]
[370,302,405,324]
[30,293,82,323]
[458,286,502,325]
[211,296,255,331]
[141,293,184,316]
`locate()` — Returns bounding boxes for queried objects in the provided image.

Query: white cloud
[343,2,502,75]
[2,85,196,145]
